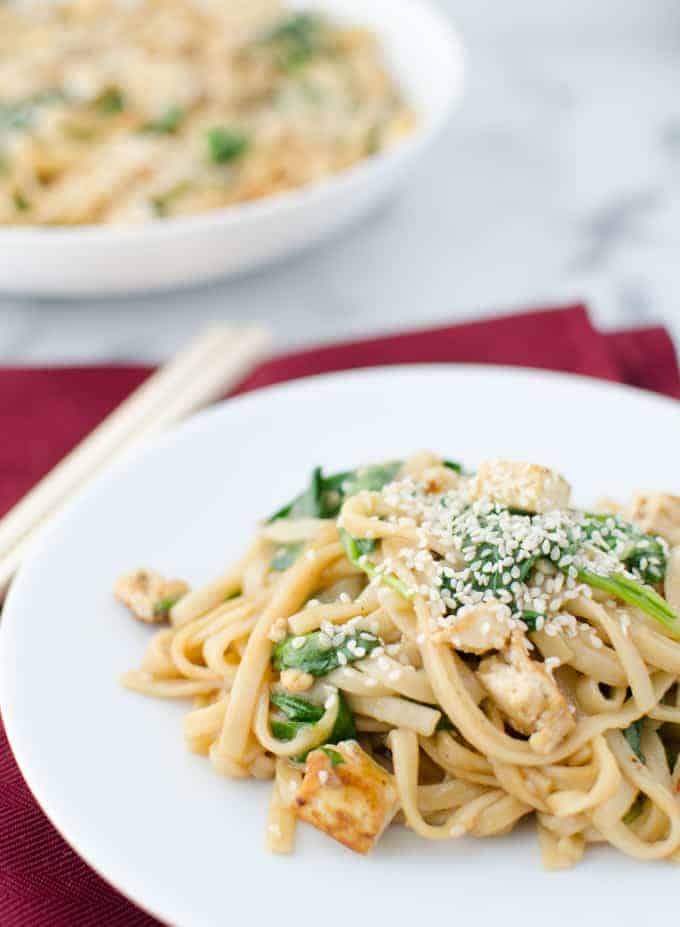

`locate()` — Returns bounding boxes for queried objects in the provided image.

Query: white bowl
[0,0,464,297]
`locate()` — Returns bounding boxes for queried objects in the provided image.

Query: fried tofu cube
[627,493,680,547]
[115,568,189,623]
[434,602,512,654]
[478,631,575,754]
[471,460,571,514]
[295,741,399,854]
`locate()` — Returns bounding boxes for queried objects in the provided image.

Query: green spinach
[0,90,67,132]
[623,795,645,825]
[12,191,29,212]
[259,13,326,72]
[320,746,345,766]
[272,626,380,677]
[269,689,356,756]
[206,128,249,164]
[96,87,126,114]
[268,461,402,523]
[579,512,666,584]
[270,542,305,571]
[339,528,412,600]
[141,106,184,134]
[153,596,182,619]
[622,720,645,763]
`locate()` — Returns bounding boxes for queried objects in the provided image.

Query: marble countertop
[2,0,680,364]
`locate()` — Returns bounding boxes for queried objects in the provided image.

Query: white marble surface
[2,0,680,363]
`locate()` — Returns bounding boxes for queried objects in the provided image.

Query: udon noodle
[117,452,680,866]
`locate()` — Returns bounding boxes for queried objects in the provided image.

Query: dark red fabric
[231,304,680,398]
[0,367,151,521]
[0,303,678,926]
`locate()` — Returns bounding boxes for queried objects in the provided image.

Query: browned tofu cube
[471,460,571,514]
[295,741,399,854]
[115,568,189,623]
[627,493,680,547]
[478,631,575,755]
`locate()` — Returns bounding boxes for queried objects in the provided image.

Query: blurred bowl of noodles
[0,0,464,295]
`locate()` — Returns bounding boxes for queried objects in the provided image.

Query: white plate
[0,0,464,297]
[2,366,679,927]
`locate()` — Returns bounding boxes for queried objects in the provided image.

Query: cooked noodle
[117,452,680,865]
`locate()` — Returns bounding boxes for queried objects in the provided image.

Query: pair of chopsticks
[0,323,270,602]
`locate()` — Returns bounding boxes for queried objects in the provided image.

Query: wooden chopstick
[0,323,270,600]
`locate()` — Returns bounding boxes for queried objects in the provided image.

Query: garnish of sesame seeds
[344,468,678,640]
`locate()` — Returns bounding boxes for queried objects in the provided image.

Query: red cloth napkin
[0,303,678,926]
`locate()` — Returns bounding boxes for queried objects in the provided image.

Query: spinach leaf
[625,542,667,585]
[259,13,326,71]
[207,128,249,164]
[432,502,675,638]
[153,596,182,619]
[141,106,183,134]
[579,513,666,584]
[623,794,645,825]
[444,507,539,611]
[329,691,356,742]
[518,610,543,632]
[269,689,356,755]
[12,191,29,212]
[268,461,401,523]
[270,542,305,571]
[340,528,412,600]
[320,746,345,766]
[336,462,402,502]
[270,691,323,723]
[353,537,376,557]
[270,717,301,741]
[435,713,455,732]
[365,121,383,156]
[150,196,170,219]
[272,626,380,677]
[96,87,126,114]
[623,720,645,763]
[549,513,676,637]
[664,738,680,772]
[575,568,679,639]
[268,466,323,521]
[0,90,67,132]
[149,181,190,218]
[0,101,35,132]
[292,465,324,516]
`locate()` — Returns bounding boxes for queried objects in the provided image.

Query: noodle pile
[118,452,680,866]
[0,0,414,225]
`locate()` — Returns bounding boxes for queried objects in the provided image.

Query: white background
[2,0,680,362]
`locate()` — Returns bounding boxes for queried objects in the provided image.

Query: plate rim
[1,361,678,925]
